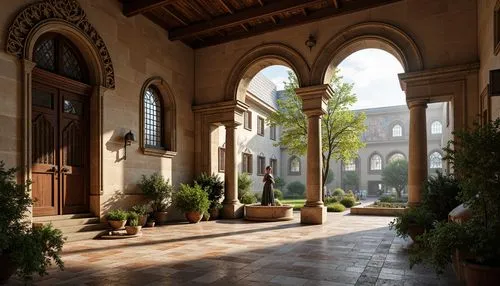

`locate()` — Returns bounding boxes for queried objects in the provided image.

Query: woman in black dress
[261,166,275,206]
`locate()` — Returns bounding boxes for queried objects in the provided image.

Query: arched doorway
[31,33,92,216]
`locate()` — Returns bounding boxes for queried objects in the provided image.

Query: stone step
[65,230,108,242]
[33,213,94,222]
[34,217,101,228]
[58,223,108,234]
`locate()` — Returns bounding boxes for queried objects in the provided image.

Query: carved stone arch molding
[6,0,115,88]
[225,43,310,102]
[311,22,423,85]
[6,0,116,218]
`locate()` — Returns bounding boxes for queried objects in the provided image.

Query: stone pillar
[222,121,243,218]
[296,85,333,224]
[408,99,428,207]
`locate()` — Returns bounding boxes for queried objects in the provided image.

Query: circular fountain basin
[244,204,294,221]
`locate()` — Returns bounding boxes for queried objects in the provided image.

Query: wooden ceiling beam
[162,6,188,26]
[123,0,179,17]
[169,0,323,41]
[192,0,403,48]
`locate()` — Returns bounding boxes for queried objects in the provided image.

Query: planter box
[350,205,405,216]
[244,204,294,221]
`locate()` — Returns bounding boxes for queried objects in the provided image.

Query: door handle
[49,165,58,172]
[61,166,69,173]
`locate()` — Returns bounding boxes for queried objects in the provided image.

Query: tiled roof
[247,73,279,109]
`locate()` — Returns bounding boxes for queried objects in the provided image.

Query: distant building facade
[215,74,450,196]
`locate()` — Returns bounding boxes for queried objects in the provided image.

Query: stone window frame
[257,154,266,176]
[343,159,357,171]
[430,120,443,135]
[288,156,301,175]
[368,153,383,173]
[218,147,225,173]
[392,124,403,137]
[429,150,443,169]
[389,121,404,138]
[244,110,252,130]
[139,77,177,158]
[495,1,500,56]
[257,116,265,136]
[387,152,406,163]
[270,157,278,174]
[242,152,253,174]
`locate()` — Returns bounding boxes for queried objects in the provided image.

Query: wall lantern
[305,34,317,51]
[124,130,135,160]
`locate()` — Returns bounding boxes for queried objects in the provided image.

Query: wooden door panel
[31,171,57,215]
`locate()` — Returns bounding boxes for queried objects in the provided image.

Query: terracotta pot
[408,224,425,242]
[209,208,220,220]
[0,253,17,284]
[154,211,168,225]
[108,220,126,230]
[185,211,202,223]
[463,261,500,286]
[125,226,142,235]
[146,221,155,228]
[138,215,148,227]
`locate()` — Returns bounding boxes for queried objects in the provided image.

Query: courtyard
[11,213,456,286]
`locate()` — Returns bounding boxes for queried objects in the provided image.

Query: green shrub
[274,177,286,190]
[174,184,210,213]
[340,196,356,208]
[238,173,253,195]
[273,189,283,200]
[0,161,65,281]
[324,196,338,204]
[139,173,173,212]
[372,201,407,208]
[389,207,434,239]
[379,195,395,203]
[107,209,128,221]
[240,192,257,204]
[421,172,460,221]
[127,211,139,220]
[195,173,224,210]
[127,212,139,226]
[131,204,149,216]
[332,188,345,197]
[327,202,346,212]
[275,199,283,206]
[286,181,305,198]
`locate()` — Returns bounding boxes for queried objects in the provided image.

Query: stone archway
[311,22,423,85]
[6,0,115,218]
[224,43,310,102]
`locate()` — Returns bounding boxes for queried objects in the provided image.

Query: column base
[300,206,327,224]
[222,202,244,219]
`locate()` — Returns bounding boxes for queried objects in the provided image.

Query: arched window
[144,87,162,148]
[388,153,405,163]
[370,154,383,171]
[392,124,402,137]
[140,77,177,157]
[33,34,88,83]
[431,121,443,134]
[344,159,356,171]
[429,152,443,169]
[289,156,301,175]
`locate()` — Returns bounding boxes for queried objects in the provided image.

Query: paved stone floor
[9,212,458,285]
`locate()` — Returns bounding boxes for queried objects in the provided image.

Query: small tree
[381,159,408,199]
[325,168,335,185]
[342,171,359,191]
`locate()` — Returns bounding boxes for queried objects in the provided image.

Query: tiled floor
[9,212,457,285]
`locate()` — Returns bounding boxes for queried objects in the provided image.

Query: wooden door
[32,83,59,216]
[60,90,89,214]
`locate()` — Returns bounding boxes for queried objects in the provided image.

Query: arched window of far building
[429,152,443,169]
[388,153,405,163]
[392,124,403,137]
[289,156,301,175]
[344,159,356,171]
[369,154,383,171]
[431,121,443,134]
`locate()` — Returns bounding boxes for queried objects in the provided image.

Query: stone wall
[0,0,195,215]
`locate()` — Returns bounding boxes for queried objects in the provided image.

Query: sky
[258,48,406,110]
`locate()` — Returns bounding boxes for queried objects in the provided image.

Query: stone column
[408,99,428,207]
[296,85,333,224]
[221,121,243,218]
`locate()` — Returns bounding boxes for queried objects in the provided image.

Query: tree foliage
[342,171,359,191]
[381,159,408,199]
[268,70,366,189]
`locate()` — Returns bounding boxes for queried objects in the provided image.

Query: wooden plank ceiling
[120,0,402,49]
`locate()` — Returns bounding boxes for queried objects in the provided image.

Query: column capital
[22,59,36,74]
[222,121,241,128]
[296,84,334,115]
[407,99,428,109]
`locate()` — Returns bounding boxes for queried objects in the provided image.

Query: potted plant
[131,204,149,226]
[106,209,128,230]
[195,173,224,220]
[139,173,173,225]
[0,161,65,283]
[125,212,142,235]
[389,207,434,242]
[173,183,210,223]
[146,218,155,228]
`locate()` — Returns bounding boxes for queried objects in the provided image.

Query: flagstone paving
[9,212,457,285]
